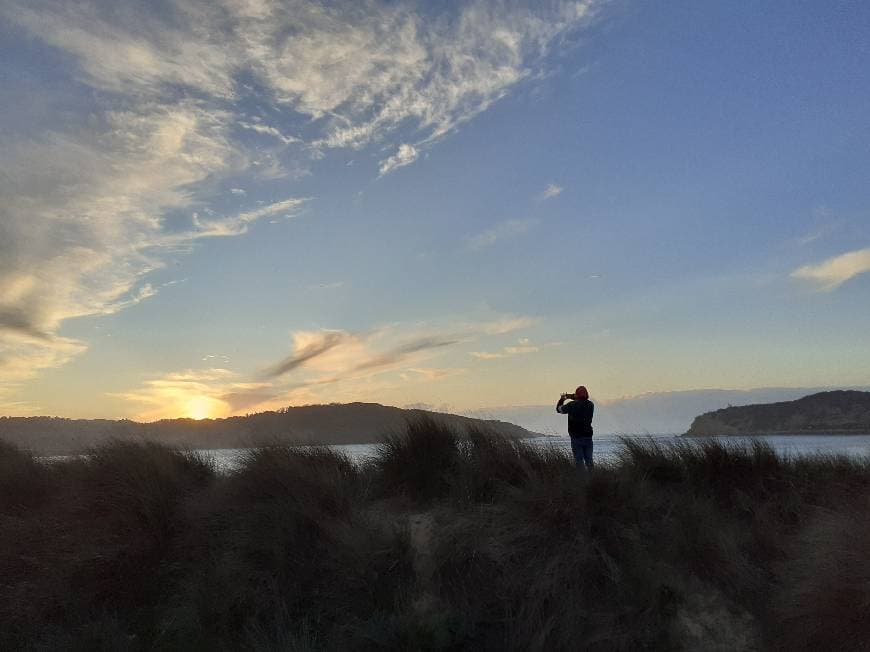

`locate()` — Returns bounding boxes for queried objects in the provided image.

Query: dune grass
[2,421,870,650]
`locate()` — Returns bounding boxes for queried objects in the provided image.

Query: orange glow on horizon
[184,396,219,420]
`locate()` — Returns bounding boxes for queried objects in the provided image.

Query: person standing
[557,386,594,469]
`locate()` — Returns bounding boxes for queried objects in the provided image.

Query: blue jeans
[570,437,594,469]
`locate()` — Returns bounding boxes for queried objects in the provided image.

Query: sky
[1,0,869,421]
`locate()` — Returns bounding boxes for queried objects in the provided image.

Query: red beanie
[575,386,588,400]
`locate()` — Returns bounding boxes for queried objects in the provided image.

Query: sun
[185,396,217,420]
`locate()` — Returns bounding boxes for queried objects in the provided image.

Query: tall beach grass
[2,421,870,649]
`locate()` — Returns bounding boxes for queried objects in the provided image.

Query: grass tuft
[374,415,461,503]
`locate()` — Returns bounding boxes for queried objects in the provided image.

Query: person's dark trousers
[570,437,594,469]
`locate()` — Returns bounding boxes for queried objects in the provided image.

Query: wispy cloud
[104,284,159,314]
[539,183,563,200]
[114,311,538,416]
[254,315,537,396]
[791,247,870,291]
[470,316,541,335]
[471,337,542,359]
[0,0,602,405]
[793,213,841,246]
[192,197,309,237]
[0,337,87,415]
[353,336,458,372]
[307,281,345,291]
[0,102,257,399]
[796,226,830,246]
[466,218,539,250]
[262,330,459,381]
[238,121,298,145]
[118,329,459,417]
[5,1,600,157]
[261,331,353,379]
[0,100,307,402]
[0,307,53,342]
[403,368,466,382]
[0,335,86,413]
[379,144,419,176]
[470,335,563,360]
[469,351,510,360]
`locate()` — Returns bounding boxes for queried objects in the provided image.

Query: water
[203,443,382,473]
[198,433,870,473]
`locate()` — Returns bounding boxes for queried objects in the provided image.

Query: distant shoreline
[684,390,870,437]
[0,402,537,456]
[684,429,870,437]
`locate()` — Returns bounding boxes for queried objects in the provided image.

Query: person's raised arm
[556,395,567,414]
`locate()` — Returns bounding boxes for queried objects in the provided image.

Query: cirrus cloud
[114,312,539,417]
[0,0,604,409]
[379,144,419,176]
[466,218,539,250]
[539,182,563,200]
[791,247,870,291]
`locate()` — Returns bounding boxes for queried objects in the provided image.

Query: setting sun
[184,396,218,420]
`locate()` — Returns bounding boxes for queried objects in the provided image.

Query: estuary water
[200,433,870,473]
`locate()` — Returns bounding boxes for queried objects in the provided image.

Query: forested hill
[684,391,870,436]
[0,403,538,455]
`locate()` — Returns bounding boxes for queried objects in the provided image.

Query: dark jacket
[556,398,594,438]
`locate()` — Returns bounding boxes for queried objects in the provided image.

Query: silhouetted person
[557,385,594,469]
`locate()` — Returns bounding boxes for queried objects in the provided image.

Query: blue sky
[1,0,868,420]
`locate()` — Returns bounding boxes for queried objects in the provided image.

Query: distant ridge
[0,402,539,455]
[464,386,870,436]
[684,391,870,436]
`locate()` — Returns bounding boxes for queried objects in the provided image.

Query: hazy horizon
[2,1,869,422]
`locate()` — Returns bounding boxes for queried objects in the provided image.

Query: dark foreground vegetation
[3,418,870,650]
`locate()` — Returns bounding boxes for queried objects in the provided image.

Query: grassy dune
[2,417,870,650]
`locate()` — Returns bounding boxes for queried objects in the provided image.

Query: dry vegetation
[2,418,870,650]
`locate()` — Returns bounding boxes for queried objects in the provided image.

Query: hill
[0,403,537,455]
[465,386,870,436]
[684,390,870,436]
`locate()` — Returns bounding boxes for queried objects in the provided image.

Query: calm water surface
[200,433,870,473]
